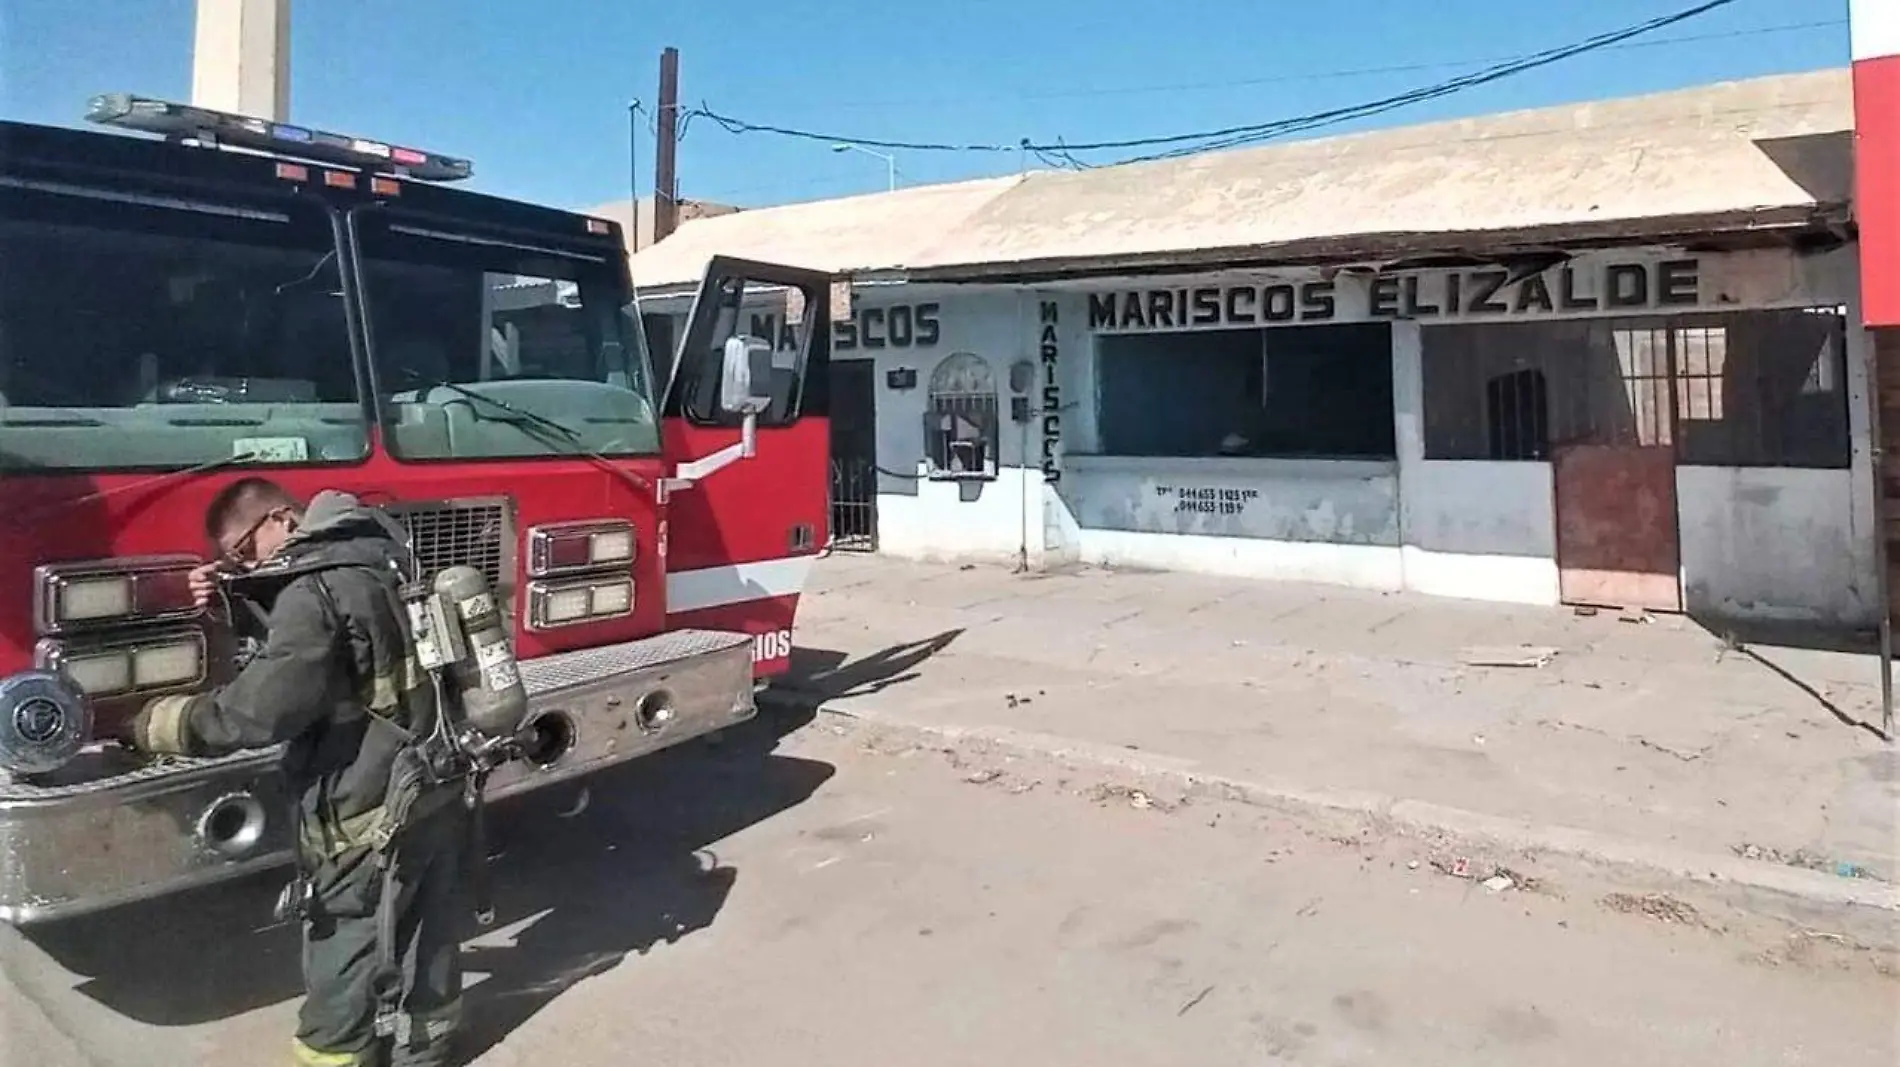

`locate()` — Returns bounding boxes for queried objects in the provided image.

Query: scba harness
[284,556,530,1035]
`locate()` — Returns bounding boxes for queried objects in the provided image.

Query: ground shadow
[1742,648,1890,743]
[17,703,829,1046]
[1690,612,1880,657]
[771,629,964,706]
[1690,616,1892,741]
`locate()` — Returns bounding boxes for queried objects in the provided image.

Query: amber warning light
[83,93,474,183]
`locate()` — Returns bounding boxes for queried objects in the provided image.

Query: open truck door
[659,256,837,675]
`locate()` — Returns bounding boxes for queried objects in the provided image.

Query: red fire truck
[0,95,833,923]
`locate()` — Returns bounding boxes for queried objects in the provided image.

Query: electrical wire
[789,18,1843,111]
[683,0,1757,166]
[690,108,1016,155]
[1039,0,1746,160]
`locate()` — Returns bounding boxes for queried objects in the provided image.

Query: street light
[831,142,896,192]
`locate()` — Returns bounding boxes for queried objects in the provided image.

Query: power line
[1044,0,1746,158]
[685,0,1756,164]
[690,108,1015,155]
[803,18,1844,111]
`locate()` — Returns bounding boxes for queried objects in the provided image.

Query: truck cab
[0,96,833,923]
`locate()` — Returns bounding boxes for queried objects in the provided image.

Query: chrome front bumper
[0,628,756,925]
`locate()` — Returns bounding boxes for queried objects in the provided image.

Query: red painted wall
[1856,55,1900,327]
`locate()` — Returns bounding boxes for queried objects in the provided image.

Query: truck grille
[386,497,514,595]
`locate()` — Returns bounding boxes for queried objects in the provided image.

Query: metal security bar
[828,457,877,552]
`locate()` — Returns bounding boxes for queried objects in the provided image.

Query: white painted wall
[876,466,1045,565]
[1677,467,1874,625]
[1401,461,1561,605]
[858,288,1051,564]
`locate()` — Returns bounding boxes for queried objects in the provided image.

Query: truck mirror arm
[659,410,758,501]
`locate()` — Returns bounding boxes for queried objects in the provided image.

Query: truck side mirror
[718,334,774,416]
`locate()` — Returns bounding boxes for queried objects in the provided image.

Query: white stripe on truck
[665,556,815,614]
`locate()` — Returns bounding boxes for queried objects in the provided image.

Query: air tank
[433,565,529,739]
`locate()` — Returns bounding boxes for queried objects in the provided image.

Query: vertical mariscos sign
[1039,300,1060,483]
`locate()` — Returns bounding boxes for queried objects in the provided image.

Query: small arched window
[924,351,999,480]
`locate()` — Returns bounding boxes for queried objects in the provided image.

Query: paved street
[2,709,1894,1067]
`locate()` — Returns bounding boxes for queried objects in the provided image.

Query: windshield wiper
[9,450,261,525]
[408,375,652,494]
[421,377,585,446]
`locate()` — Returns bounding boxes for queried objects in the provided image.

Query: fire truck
[0,95,833,924]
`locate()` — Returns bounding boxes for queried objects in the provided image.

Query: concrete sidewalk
[771,555,1898,917]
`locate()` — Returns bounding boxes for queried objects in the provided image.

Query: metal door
[1553,444,1682,611]
[1552,322,1681,611]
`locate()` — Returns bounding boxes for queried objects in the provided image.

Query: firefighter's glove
[123,695,198,757]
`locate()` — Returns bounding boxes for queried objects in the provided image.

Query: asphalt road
[1,710,1894,1067]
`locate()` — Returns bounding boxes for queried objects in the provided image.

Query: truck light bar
[84,94,474,183]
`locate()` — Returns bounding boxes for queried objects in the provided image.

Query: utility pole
[653,47,680,244]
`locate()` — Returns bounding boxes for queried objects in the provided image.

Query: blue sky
[0,0,1851,212]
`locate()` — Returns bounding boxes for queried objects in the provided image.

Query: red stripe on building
[1856,54,1900,326]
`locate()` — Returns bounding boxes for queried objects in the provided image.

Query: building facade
[628,70,1870,632]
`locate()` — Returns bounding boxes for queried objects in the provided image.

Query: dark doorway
[829,358,878,551]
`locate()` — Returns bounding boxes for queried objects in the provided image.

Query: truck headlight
[35,557,202,634]
[0,670,91,776]
[36,630,207,698]
[527,577,635,630]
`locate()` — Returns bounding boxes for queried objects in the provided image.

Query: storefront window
[1094,323,1394,460]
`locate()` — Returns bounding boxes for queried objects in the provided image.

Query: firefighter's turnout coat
[129,491,465,1067]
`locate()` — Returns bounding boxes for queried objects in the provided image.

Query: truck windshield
[0,192,365,473]
[356,209,661,461]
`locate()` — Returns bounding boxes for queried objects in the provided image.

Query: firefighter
[122,477,466,1067]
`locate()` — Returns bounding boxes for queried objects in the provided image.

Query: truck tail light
[527,577,635,630]
[526,521,635,578]
[35,558,202,634]
[36,630,207,698]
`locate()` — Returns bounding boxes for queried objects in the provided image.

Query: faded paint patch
[1065,456,1400,547]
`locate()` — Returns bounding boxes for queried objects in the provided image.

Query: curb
[763,690,1900,949]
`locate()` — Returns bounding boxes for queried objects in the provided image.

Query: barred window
[1421,310,1848,468]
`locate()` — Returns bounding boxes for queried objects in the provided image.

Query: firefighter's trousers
[291,803,467,1067]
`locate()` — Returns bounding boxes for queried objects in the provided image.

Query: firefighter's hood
[248,490,409,581]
